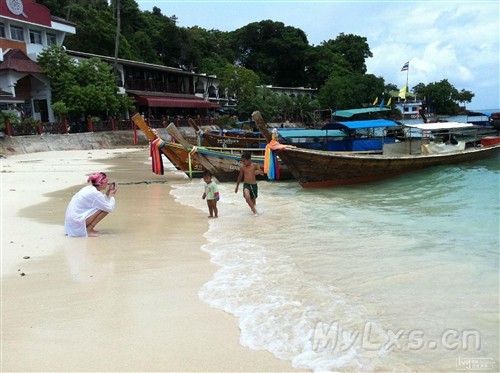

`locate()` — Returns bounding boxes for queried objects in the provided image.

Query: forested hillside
[37,0,473,114]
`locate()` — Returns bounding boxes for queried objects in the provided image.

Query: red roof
[0,49,42,73]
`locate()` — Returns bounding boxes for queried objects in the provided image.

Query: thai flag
[401,61,409,71]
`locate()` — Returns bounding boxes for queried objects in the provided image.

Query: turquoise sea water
[171,154,499,372]
[171,111,499,371]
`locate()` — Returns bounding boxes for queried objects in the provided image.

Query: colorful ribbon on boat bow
[264,129,294,180]
[150,138,166,175]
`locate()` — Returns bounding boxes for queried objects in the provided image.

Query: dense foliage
[37,0,474,116]
[37,46,134,121]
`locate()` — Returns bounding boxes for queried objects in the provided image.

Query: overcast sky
[136,0,499,110]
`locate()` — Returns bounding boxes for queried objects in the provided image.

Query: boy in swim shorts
[235,151,263,216]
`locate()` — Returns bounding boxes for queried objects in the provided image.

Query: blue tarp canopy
[332,107,391,118]
[321,118,400,130]
[278,129,345,138]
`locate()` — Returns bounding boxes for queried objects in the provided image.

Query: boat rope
[187,146,198,180]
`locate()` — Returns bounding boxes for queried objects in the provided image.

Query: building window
[0,23,5,38]
[29,29,42,44]
[47,33,57,45]
[10,26,24,41]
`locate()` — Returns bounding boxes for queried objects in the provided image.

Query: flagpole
[406,68,409,95]
[405,62,409,108]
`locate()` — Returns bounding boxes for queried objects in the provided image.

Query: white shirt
[64,185,115,237]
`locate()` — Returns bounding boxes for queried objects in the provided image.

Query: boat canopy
[332,107,391,118]
[321,118,399,130]
[278,129,345,138]
[405,122,477,131]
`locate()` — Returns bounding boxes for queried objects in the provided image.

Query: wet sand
[1,148,297,372]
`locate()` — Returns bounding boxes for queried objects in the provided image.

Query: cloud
[364,2,499,108]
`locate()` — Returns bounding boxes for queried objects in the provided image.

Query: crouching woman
[64,172,117,237]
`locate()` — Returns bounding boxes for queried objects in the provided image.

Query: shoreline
[1,149,298,372]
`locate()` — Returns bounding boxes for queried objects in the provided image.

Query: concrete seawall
[0,128,196,156]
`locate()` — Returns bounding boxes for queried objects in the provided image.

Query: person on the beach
[202,171,219,218]
[64,172,117,237]
[235,151,263,216]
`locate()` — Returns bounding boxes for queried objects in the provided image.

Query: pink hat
[87,172,108,186]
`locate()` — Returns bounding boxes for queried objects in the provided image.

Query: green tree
[38,45,133,119]
[455,89,475,109]
[216,63,261,117]
[318,73,385,109]
[412,79,470,114]
[305,45,351,88]
[230,20,309,86]
[385,83,398,92]
[291,94,320,123]
[412,83,426,98]
[183,27,234,74]
[140,8,185,67]
[251,86,281,121]
[63,2,117,56]
[322,33,372,74]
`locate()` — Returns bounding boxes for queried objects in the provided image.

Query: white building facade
[0,0,75,122]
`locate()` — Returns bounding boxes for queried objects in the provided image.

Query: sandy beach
[1,148,297,372]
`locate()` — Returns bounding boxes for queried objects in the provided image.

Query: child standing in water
[202,171,219,218]
[235,151,263,216]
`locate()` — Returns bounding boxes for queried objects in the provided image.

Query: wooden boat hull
[276,145,500,187]
[194,147,294,182]
[200,134,265,148]
[252,110,500,188]
[163,141,204,176]
[132,113,204,178]
[165,122,292,182]
[188,118,266,148]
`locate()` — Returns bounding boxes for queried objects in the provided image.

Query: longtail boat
[166,123,293,182]
[188,118,266,148]
[132,113,205,178]
[252,111,500,188]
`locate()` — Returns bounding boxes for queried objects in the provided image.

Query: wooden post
[5,117,12,137]
[37,120,42,135]
[198,115,202,127]
[63,118,69,134]
[87,115,93,132]
[111,117,116,131]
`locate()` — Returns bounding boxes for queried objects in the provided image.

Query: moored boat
[188,118,266,148]
[252,111,500,188]
[466,110,500,137]
[132,113,205,178]
[166,123,293,182]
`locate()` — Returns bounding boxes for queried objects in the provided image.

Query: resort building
[0,0,226,124]
[66,50,230,120]
[0,0,76,122]
[264,85,317,99]
[1,1,315,126]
